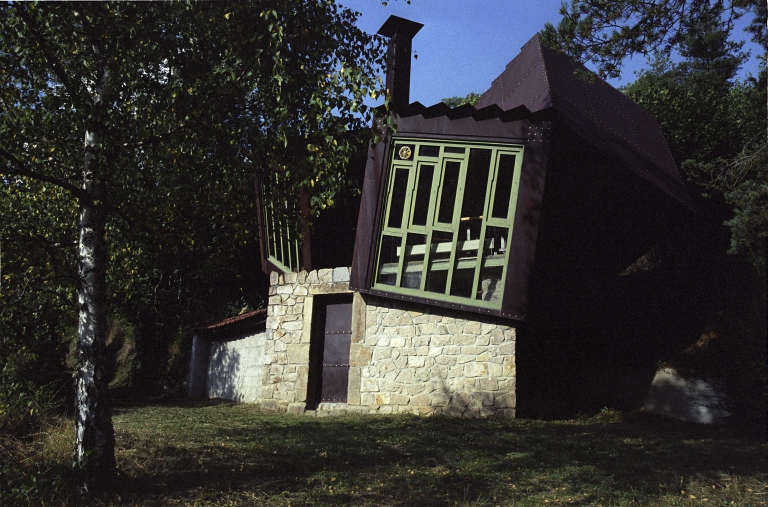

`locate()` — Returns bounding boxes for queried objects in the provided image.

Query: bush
[0,415,76,506]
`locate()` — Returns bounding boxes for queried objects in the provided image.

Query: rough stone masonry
[261,268,517,417]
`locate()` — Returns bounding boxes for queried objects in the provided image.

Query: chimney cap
[377,15,423,39]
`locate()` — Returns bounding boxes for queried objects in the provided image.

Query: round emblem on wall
[398,146,412,160]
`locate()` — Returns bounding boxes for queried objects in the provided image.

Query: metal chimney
[377,15,423,111]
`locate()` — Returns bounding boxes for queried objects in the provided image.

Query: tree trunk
[74,57,115,491]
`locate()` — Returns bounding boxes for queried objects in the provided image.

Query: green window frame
[373,138,524,310]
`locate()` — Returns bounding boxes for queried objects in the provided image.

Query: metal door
[321,302,352,402]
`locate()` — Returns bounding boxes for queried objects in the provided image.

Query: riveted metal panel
[321,302,352,403]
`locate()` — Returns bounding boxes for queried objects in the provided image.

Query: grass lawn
[95,398,768,506]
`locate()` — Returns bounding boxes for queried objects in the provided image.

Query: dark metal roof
[392,101,554,124]
[377,15,423,39]
[475,35,693,209]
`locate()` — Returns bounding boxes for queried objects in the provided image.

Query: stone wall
[643,367,730,424]
[263,267,517,418]
[187,330,266,403]
[355,296,516,417]
[261,267,352,414]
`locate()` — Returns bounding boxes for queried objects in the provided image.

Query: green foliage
[540,0,765,79]
[621,7,760,167]
[619,4,767,268]
[0,415,76,506]
[1,1,386,400]
[1,1,387,488]
[441,92,481,108]
[696,141,768,271]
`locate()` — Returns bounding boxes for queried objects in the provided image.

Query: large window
[374,139,523,309]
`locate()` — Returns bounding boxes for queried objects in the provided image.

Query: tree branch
[0,148,87,199]
[121,123,188,148]
[16,4,89,109]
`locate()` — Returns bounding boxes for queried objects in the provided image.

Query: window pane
[401,233,427,289]
[437,161,460,224]
[450,234,479,299]
[376,235,402,286]
[444,146,465,154]
[418,145,440,157]
[411,165,434,227]
[425,231,453,294]
[477,226,508,302]
[387,168,409,229]
[492,154,517,219]
[460,149,492,219]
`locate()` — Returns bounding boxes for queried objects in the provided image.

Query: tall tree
[0,1,384,491]
[621,4,754,167]
[540,0,765,80]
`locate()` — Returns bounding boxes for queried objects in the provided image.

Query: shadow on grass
[110,399,768,506]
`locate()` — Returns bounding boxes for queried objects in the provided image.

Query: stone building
[189,16,691,418]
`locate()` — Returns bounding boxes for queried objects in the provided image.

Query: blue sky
[339,0,764,107]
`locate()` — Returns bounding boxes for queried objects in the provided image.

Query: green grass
[95,398,768,506]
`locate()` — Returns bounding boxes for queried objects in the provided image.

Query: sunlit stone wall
[353,295,516,417]
[257,268,517,418]
[260,268,352,414]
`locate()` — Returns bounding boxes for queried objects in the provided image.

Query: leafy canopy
[541,0,766,80]
[0,0,387,428]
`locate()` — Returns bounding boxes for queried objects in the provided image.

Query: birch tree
[0,1,384,491]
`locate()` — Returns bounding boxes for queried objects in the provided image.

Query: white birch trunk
[74,54,115,491]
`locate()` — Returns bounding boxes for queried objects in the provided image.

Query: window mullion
[418,152,445,291]
[470,148,498,299]
[395,161,419,288]
[444,154,470,296]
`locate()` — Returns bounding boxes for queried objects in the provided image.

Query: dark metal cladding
[350,136,389,291]
[320,302,352,403]
[377,16,424,111]
[471,104,504,121]
[397,101,427,118]
[324,303,353,334]
[476,35,692,209]
[501,122,553,318]
[445,103,476,120]
[421,102,452,119]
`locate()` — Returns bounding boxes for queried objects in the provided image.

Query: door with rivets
[320,302,352,402]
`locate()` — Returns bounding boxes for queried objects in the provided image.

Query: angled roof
[476,35,692,209]
[193,308,267,335]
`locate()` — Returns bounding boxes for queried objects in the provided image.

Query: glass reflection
[376,235,402,286]
[401,233,427,289]
[477,226,508,302]
[425,231,453,294]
